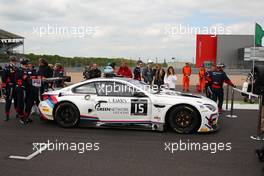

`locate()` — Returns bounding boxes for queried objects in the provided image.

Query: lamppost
[172,57,176,68]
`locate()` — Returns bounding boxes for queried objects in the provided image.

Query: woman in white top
[164,66,177,90]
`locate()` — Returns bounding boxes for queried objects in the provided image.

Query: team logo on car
[95,102,111,111]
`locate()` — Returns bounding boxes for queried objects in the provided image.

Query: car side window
[72,83,97,94]
[95,81,134,97]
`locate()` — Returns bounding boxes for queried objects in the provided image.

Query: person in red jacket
[117,62,132,78]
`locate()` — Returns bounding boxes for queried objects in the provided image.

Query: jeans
[212,88,224,109]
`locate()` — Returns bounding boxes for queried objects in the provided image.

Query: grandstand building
[0,29,24,54]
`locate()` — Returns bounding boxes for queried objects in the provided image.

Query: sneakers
[19,118,33,125]
[21,118,33,124]
[3,114,33,124]
[26,118,33,123]
[19,119,26,125]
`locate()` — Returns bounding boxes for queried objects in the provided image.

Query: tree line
[0,53,138,67]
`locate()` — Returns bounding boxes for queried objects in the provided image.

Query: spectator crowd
[83,59,236,112]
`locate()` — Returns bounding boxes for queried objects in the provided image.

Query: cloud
[0,0,263,61]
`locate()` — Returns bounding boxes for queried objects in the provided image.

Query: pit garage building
[196,34,264,69]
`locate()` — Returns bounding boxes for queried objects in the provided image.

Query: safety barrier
[225,86,264,140]
[225,85,229,111]
[226,87,259,118]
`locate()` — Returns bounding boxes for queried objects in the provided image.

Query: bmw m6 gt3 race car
[38,78,219,133]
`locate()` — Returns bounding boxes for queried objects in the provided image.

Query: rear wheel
[168,105,200,134]
[55,102,80,128]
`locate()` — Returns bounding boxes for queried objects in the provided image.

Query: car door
[94,81,152,123]
[71,82,99,121]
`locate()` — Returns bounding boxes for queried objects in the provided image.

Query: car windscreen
[127,79,157,94]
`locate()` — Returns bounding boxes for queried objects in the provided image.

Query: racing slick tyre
[54,102,80,128]
[168,105,200,134]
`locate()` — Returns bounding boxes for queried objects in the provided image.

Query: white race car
[38,78,219,133]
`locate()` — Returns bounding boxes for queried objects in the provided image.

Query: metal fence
[225,86,264,140]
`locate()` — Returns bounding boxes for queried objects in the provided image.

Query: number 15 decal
[131,99,147,115]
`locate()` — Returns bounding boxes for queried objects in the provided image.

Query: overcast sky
[0,0,263,62]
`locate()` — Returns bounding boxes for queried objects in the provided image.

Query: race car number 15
[131,99,147,115]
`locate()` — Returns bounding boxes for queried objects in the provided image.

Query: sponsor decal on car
[131,99,148,116]
[96,107,111,111]
[153,116,161,120]
[95,101,109,111]
[94,101,129,114]
[113,108,129,115]
[108,98,127,104]
[199,128,209,132]
[42,107,50,113]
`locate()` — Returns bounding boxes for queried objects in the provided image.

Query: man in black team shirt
[16,58,32,124]
[1,56,18,121]
[88,63,101,79]
[133,60,143,81]
[24,61,40,123]
[210,63,236,113]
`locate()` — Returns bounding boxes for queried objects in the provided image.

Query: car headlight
[204,104,216,112]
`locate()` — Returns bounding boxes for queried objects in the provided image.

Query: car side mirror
[133,92,147,97]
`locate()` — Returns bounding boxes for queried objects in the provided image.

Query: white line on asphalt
[9,143,49,160]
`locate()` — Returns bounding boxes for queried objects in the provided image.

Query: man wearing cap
[182,63,192,92]
[1,56,19,121]
[142,60,153,85]
[211,63,236,113]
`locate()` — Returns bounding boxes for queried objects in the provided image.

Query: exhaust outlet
[152,124,158,130]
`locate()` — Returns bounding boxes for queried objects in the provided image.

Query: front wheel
[168,105,200,134]
[55,102,80,128]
